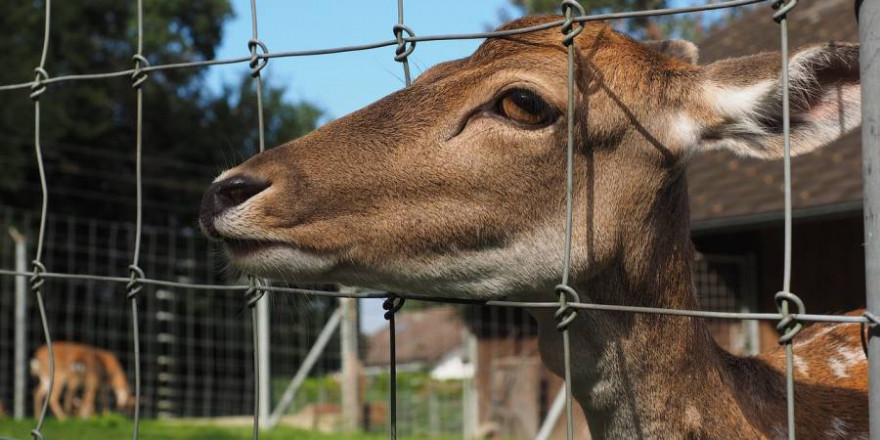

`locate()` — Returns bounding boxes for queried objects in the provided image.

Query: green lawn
[0,416,457,440]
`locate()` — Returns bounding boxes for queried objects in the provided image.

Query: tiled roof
[687,0,862,224]
[364,306,464,366]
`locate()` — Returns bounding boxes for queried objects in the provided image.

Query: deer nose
[200,176,269,232]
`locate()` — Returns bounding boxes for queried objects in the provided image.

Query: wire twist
[383,295,406,320]
[248,39,269,78]
[861,311,879,358]
[30,68,49,100]
[561,0,586,45]
[771,0,798,22]
[29,261,50,440]
[554,284,580,331]
[30,261,46,292]
[131,54,150,89]
[392,24,416,63]
[245,275,265,308]
[774,291,805,344]
[126,264,144,300]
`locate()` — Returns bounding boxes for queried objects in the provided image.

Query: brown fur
[201,16,865,439]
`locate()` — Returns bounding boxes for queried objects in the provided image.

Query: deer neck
[526,176,770,439]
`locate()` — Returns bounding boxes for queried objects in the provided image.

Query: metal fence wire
[0,0,876,440]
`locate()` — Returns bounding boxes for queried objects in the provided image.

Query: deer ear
[644,39,699,64]
[698,42,860,159]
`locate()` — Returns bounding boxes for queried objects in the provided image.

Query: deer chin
[330,225,568,301]
[222,240,337,281]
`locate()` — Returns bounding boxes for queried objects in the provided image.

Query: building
[364,306,472,380]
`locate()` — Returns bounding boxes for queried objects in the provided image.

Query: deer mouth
[210,231,338,281]
[221,238,283,257]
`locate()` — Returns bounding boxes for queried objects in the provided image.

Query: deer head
[200,16,863,439]
[200,17,859,304]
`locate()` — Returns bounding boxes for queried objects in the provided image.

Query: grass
[0,415,459,440]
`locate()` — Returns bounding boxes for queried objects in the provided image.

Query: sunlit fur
[202,16,864,440]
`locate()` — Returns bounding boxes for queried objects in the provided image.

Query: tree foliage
[0,0,321,225]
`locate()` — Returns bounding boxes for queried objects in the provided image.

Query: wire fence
[0,207,353,420]
[0,0,875,440]
[0,207,768,438]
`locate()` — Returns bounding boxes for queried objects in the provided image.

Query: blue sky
[209,0,521,121]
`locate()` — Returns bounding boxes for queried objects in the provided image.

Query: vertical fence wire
[28,1,53,439]
[246,277,264,440]
[247,0,269,438]
[772,1,803,439]
[394,0,413,87]
[556,2,585,440]
[127,0,148,438]
[385,2,415,438]
[383,296,405,440]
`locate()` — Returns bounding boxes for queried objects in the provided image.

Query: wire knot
[392,24,416,62]
[126,264,145,300]
[774,291,805,344]
[245,275,265,308]
[30,67,49,100]
[131,54,151,89]
[248,39,269,78]
[383,295,406,320]
[561,0,585,46]
[860,311,880,358]
[30,260,46,292]
[554,284,580,331]
[772,0,798,22]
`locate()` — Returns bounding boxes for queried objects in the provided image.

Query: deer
[199,15,865,440]
[31,342,134,419]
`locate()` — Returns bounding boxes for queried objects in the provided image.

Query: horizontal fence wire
[0,0,768,93]
[0,0,872,440]
[0,267,873,324]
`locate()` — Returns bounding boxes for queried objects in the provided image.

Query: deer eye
[496,88,556,127]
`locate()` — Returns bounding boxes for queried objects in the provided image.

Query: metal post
[462,329,477,440]
[9,228,26,420]
[339,292,362,433]
[266,306,343,428]
[536,387,566,440]
[859,1,880,439]
[257,292,271,426]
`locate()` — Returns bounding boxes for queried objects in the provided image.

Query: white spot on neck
[828,345,863,378]
[793,355,808,377]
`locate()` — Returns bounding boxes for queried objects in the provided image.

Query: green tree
[0,0,321,224]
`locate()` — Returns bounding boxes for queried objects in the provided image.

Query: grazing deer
[199,16,865,440]
[31,342,133,419]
